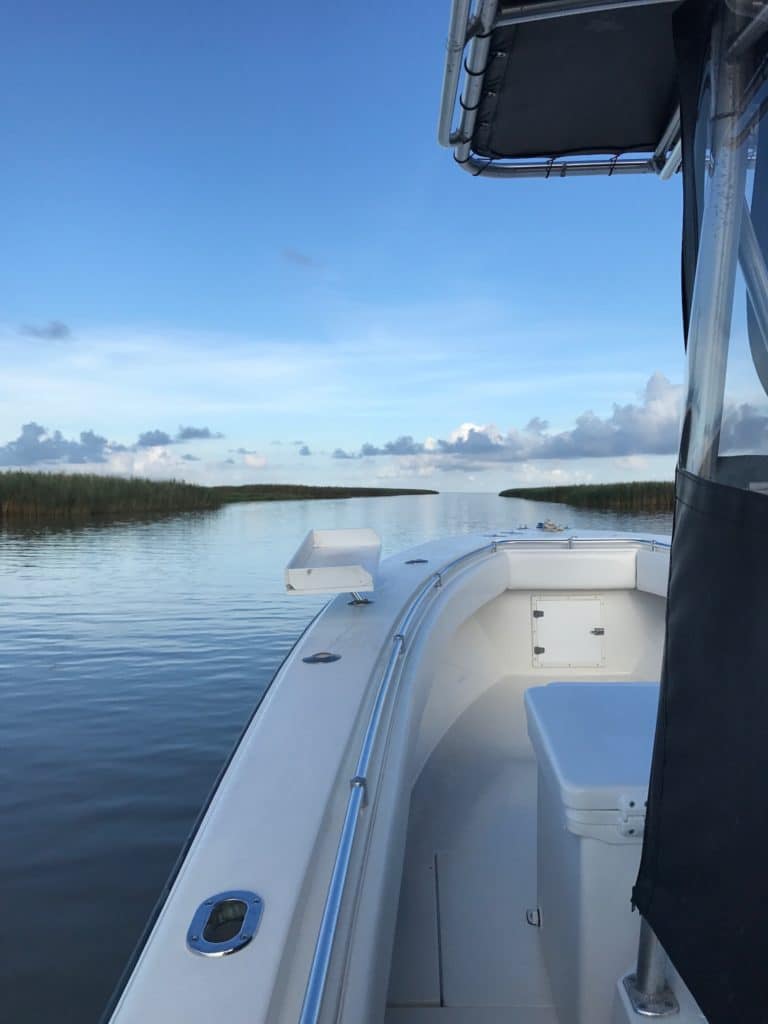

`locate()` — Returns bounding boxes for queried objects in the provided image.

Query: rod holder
[623,919,679,1017]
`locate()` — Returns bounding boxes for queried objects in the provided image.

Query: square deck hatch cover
[531,595,605,669]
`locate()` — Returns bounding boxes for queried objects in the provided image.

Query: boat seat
[525,683,659,1024]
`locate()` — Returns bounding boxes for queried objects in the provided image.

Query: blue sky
[0,0,687,490]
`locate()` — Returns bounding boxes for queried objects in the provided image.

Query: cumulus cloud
[363,435,425,456]
[226,447,268,469]
[136,429,173,448]
[719,402,768,453]
[333,373,682,467]
[136,425,223,447]
[19,320,71,340]
[176,425,223,441]
[0,422,113,466]
[0,420,225,467]
[134,423,225,448]
[298,444,311,456]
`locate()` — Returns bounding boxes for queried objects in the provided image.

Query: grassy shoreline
[209,484,438,503]
[0,472,437,523]
[499,481,674,512]
[0,472,221,522]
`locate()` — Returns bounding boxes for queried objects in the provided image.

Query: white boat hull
[105,531,699,1024]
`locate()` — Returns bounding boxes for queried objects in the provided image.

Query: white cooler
[524,683,659,1024]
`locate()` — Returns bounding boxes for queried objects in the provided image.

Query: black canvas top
[471,3,681,160]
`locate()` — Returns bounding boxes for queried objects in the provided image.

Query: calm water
[0,493,671,1022]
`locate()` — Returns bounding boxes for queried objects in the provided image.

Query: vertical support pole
[636,919,671,998]
[681,8,748,479]
[623,919,679,1017]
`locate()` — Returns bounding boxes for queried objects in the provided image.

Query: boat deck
[386,679,556,1024]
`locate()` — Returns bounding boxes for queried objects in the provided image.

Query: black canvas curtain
[633,471,768,1022]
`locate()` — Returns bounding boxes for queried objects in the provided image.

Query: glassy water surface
[0,493,671,1022]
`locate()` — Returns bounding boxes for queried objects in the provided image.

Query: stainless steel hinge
[617,794,645,838]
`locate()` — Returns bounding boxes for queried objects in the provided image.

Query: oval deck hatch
[187,890,263,957]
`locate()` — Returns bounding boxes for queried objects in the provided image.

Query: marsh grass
[499,481,674,512]
[0,472,221,522]
[209,484,438,503]
[0,473,438,523]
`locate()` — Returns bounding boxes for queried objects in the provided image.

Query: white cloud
[0,300,687,487]
[446,422,503,446]
[334,373,682,468]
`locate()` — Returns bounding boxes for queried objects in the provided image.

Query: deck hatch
[187,890,263,957]
[531,595,605,668]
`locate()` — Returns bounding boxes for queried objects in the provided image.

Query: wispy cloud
[282,248,321,270]
[0,306,675,439]
[0,304,686,487]
[19,320,71,340]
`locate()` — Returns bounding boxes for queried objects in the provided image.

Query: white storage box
[524,683,659,1024]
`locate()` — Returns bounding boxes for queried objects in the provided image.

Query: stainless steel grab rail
[297,541,495,1024]
[297,535,668,1023]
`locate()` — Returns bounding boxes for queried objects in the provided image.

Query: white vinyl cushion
[525,683,659,811]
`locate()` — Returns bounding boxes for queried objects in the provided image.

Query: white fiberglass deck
[382,541,667,1023]
[387,681,554,1024]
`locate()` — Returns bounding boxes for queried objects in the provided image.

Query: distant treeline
[209,484,438,503]
[499,481,674,512]
[0,472,439,523]
[0,471,220,522]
